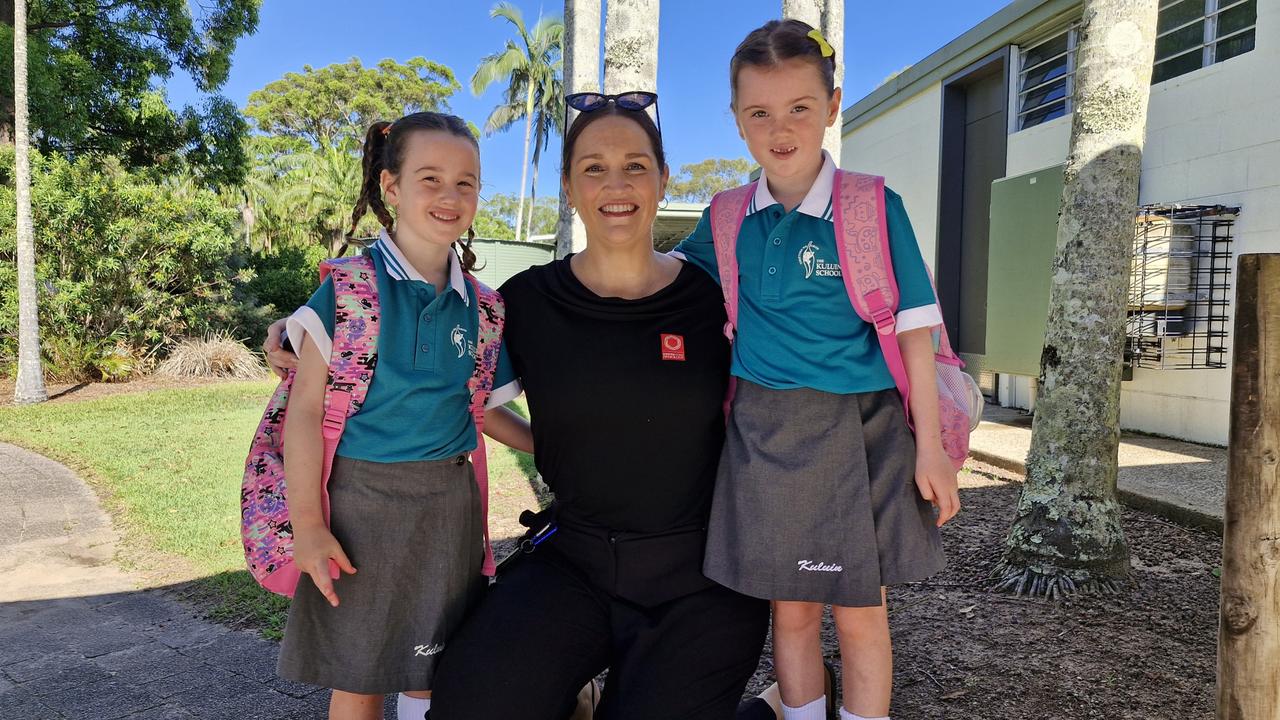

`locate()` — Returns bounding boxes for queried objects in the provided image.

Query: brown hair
[348,111,481,272]
[729,19,837,107]
[560,102,666,179]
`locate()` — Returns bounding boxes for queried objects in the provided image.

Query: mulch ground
[747,461,1220,719]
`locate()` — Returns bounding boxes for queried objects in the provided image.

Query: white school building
[838,0,1274,446]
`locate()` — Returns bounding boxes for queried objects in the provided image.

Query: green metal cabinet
[982,164,1064,377]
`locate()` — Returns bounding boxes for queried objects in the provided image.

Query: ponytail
[455,227,480,274]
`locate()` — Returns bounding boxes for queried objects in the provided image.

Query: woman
[266,97,780,720]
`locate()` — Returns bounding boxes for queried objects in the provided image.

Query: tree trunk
[992,0,1159,598]
[781,0,844,164]
[603,0,658,96]
[1217,254,1280,719]
[525,141,541,241]
[515,83,534,243]
[556,0,600,258]
[13,0,46,405]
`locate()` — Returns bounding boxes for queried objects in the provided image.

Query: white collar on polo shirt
[373,228,469,304]
[747,150,836,222]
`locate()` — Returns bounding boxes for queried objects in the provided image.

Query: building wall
[997,0,1280,445]
[843,1,1278,446]
[840,84,945,265]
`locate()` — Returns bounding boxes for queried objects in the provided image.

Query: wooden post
[1218,254,1280,719]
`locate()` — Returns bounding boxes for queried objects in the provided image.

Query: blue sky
[167,0,1012,199]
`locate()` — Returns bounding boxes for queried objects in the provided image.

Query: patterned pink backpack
[709,170,983,471]
[241,254,505,597]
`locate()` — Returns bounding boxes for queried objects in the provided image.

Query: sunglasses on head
[565,91,661,133]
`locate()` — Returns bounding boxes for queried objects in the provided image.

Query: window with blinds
[1016,26,1078,131]
[1154,0,1257,83]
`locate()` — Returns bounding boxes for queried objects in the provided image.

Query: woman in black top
[427,104,770,720]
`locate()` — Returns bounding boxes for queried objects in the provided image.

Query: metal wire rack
[1124,204,1237,371]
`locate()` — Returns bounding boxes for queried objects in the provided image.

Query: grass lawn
[0,380,541,638]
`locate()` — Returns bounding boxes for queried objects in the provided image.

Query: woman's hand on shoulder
[914,445,961,527]
[262,318,297,379]
[291,523,357,607]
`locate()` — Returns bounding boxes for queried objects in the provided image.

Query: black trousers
[431,540,769,720]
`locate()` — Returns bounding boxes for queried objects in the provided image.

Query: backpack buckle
[869,305,896,336]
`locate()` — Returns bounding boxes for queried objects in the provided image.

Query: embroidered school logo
[451,325,468,358]
[797,560,844,573]
[414,643,445,657]
[798,241,818,279]
[660,333,686,361]
[797,241,842,280]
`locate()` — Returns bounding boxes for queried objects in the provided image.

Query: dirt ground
[0,376,264,408]
[750,461,1220,719]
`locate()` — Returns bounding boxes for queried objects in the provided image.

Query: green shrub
[0,148,254,380]
[242,243,328,316]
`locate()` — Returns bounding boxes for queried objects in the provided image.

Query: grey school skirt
[704,380,946,607]
[277,454,486,695]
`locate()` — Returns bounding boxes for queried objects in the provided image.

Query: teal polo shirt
[286,230,520,463]
[674,152,942,395]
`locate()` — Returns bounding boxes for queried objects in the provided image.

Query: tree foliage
[244,58,463,148]
[666,157,755,203]
[474,193,557,240]
[0,148,258,380]
[0,0,260,185]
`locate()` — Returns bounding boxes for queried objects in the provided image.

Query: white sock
[839,709,889,720]
[781,696,827,720]
[397,693,431,720]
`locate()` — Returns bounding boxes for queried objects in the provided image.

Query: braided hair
[348,112,481,272]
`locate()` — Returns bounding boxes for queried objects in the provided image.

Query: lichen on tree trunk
[603,0,659,95]
[992,0,1159,598]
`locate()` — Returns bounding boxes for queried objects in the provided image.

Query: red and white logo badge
[660,333,686,361]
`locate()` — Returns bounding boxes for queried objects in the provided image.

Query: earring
[658,197,669,210]
[568,206,577,217]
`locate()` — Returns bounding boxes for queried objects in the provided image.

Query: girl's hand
[262,318,298,379]
[292,524,357,607]
[915,446,961,527]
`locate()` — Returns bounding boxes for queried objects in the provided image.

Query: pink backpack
[241,254,505,597]
[709,170,983,471]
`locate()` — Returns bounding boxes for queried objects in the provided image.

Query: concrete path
[969,406,1227,531]
[0,443,342,719]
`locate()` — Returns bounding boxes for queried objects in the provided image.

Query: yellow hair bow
[807,29,834,58]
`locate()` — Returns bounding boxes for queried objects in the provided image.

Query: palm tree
[300,143,363,256]
[472,3,564,242]
[556,0,601,257]
[603,0,659,95]
[781,0,844,161]
[13,0,47,404]
[991,0,1160,598]
[523,69,564,241]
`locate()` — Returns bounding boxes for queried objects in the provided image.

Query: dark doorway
[937,49,1010,377]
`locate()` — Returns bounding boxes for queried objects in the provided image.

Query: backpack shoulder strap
[464,274,505,415]
[463,272,505,578]
[708,182,756,338]
[315,254,380,500]
[831,170,912,415]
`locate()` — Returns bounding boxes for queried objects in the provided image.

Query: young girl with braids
[276,111,531,720]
